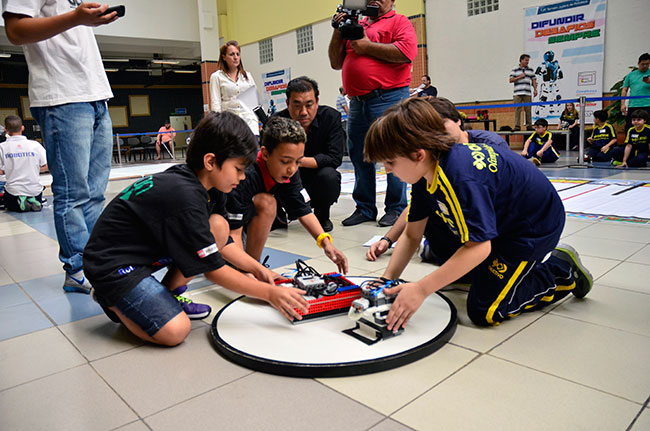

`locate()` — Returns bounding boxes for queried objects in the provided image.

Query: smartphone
[100,5,125,17]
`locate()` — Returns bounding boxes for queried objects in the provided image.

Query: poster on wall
[525,0,607,123]
[261,68,290,116]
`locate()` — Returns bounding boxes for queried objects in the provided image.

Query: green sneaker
[551,244,593,298]
[26,197,42,212]
[17,195,27,211]
[611,160,622,167]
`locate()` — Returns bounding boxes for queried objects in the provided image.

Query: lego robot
[535,51,564,117]
[280,260,361,322]
[343,278,406,345]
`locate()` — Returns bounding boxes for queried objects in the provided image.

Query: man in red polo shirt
[329,0,417,227]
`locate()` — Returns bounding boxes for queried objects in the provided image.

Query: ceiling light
[172,69,197,74]
[125,68,150,72]
[152,59,180,65]
[102,58,130,62]
[104,68,119,72]
[0,53,12,58]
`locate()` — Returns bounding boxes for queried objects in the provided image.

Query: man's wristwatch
[380,236,393,248]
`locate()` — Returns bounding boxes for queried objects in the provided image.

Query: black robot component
[331,0,379,40]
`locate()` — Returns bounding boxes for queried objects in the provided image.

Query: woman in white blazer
[209,40,260,137]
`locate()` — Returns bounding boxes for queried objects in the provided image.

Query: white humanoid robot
[535,50,564,118]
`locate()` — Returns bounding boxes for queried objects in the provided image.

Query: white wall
[241,19,344,110]
[425,0,650,103]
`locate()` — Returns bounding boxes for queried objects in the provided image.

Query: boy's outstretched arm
[220,241,281,284]
[4,3,118,45]
[382,217,427,280]
[367,209,408,261]
[384,240,491,331]
[298,213,349,274]
[205,265,308,321]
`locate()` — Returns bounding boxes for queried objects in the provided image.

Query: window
[296,25,314,55]
[259,38,274,64]
[467,0,498,17]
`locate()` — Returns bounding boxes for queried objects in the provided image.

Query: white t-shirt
[209,70,260,136]
[2,0,113,107]
[0,135,47,196]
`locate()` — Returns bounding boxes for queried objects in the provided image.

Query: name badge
[300,188,311,202]
[197,243,219,258]
[227,212,243,221]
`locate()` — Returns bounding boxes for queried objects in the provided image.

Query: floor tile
[115,421,151,431]
[36,292,104,325]
[19,273,67,301]
[0,266,14,286]
[627,244,650,265]
[0,302,53,341]
[392,355,640,431]
[560,218,596,238]
[573,221,650,243]
[0,230,58,253]
[0,327,86,390]
[558,235,646,260]
[491,314,650,403]
[260,246,309,269]
[318,343,477,415]
[596,261,650,294]
[92,326,252,417]
[367,419,414,431]
[4,257,65,282]
[579,255,622,280]
[144,372,384,431]
[629,407,650,431]
[58,315,144,362]
[0,365,137,431]
[0,283,32,309]
[551,284,650,337]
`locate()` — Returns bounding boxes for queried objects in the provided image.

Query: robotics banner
[261,68,291,117]
[525,0,607,122]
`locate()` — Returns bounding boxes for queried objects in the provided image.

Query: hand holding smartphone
[100,5,125,17]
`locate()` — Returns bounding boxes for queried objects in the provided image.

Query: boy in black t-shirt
[226,117,348,274]
[84,112,308,346]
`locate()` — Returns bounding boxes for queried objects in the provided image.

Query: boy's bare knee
[154,314,191,346]
[209,214,229,247]
[253,193,276,217]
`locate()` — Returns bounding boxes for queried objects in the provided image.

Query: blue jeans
[31,101,112,274]
[347,87,408,219]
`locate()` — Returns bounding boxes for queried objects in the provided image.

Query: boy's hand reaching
[366,239,389,261]
[74,3,119,27]
[322,242,349,274]
[384,282,427,331]
[266,285,309,322]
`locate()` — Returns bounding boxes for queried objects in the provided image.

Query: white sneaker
[63,271,93,294]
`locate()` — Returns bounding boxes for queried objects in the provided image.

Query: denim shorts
[112,276,183,337]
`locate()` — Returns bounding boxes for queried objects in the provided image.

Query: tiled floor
[0,156,649,431]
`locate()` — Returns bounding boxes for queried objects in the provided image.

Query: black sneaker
[319,218,333,232]
[551,243,593,298]
[342,209,375,226]
[378,210,400,227]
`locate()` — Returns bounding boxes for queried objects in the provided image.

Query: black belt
[351,86,405,102]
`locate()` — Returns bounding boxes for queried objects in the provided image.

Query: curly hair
[261,116,306,154]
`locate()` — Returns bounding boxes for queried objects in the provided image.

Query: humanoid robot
[535,51,564,117]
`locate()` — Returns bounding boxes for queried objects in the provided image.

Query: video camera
[331,0,379,40]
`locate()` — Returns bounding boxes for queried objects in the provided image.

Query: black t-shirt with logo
[84,164,226,306]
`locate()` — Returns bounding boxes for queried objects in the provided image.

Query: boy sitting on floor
[226,116,348,274]
[611,109,650,167]
[0,115,47,212]
[585,110,618,163]
[83,112,308,346]
[521,118,559,166]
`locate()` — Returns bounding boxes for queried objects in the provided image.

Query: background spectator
[509,54,538,130]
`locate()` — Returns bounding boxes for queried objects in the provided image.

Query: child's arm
[521,138,531,156]
[538,137,553,157]
[384,240,491,331]
[39,164,48,173]
[220,241,280,283]
[3,3,117,45]
[602,138,617,152]
[621,144,632,167]
[205,265,308,321]
[367,209,408,261]
[298,213,348,274]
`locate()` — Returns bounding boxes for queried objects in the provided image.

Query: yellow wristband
[316,233,332,249]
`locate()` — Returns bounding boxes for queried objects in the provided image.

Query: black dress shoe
[378,210,400,227]
[319,218,333,232]
[342,209,375,226]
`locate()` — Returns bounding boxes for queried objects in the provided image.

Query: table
[463,119,497,131]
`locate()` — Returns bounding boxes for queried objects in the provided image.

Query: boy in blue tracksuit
[521,118,559,166]
[610,109,650,167]
[363,98,592,328]
[585,110,618,162]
